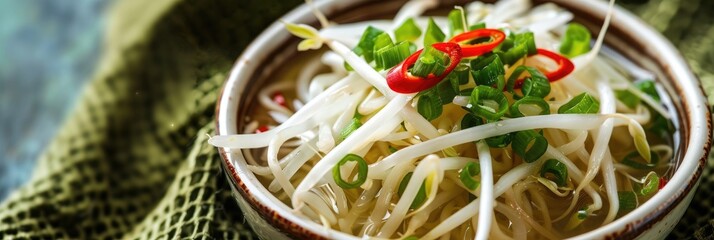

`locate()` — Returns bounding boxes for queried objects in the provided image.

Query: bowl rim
[215,0,712,239]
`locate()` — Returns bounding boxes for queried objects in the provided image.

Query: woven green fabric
[0,0,711,239]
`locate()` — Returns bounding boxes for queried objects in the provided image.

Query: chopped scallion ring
[424,17,446,46]
[558,92,600,114]
[394,18,422,43]
[510,96,550,117]
[512,130,548,163]
[468,86,509,121]
[506,65,550,97]
[471,54,506,90]
[459,162,481,190]
[540,159,568,187]
[332,154,368,189]
[559,23,592,58]
[618,191,638,214]
[339,118,362,141]
[621,150,660,170]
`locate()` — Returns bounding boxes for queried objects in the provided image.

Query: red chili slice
[386,42,462,94]
[658,177,667,190]
[513,48,575,89]
[449,29,506,58]
[255,125,269,133]
[272,92,287,107]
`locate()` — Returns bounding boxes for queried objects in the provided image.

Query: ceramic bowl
[215,0,712,239]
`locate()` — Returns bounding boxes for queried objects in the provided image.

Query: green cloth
[0,0,711,239]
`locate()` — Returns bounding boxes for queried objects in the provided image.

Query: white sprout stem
[421,163,536,240]
[370,114,634,179]
[268,138,318,192]
[475,141,494,240]
[292,95,409,209]
[494,203,527,240]
[377,155,442,238]
[598,80,620,224]
[267,119,319,197]
[297,57,324,102]
[571,0,615,72]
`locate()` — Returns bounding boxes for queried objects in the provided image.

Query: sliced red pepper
[449,29,506,58]
[255,125,269,133]
[272,92,287,107]
[386,42,462,94]
[513,48,575,89]
[658,177,668,190]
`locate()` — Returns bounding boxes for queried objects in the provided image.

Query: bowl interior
[216,0,711,239]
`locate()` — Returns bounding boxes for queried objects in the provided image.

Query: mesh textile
[0,0,712,239]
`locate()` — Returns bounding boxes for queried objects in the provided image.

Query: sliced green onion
[468,86,509,121]
[510,96,550,117]
[497,32,536,65]
[615,89,640,109]
[373,33,395,69]
[505,65,550,98]
[469,22,486,30]
[638,171,660,196]
[559,23,591,58]
[577,208,588,220]
[459,162,481,190]
[471,54,506,89]
[332,154,368,189]
[395,18,422,43]
[424,17,446,46]
[485,132,512,148]
[436,74,460,106]
[621,150,660,170]
[417,93,442,121]
[403,236,419,240]
[398,172,427,209]
[412,46,449,78]
[540,159,568,187]
[376,41,412,70]
[451,63,471,85]
[461,113,484,129]
[635,80,660,102]
[353,26,385,62]
[618,191,638,214]
[520,71,550,98]
[448,9,467,36]
[339,118,362,141]
[512,130,548,163]
[557,92,600,114]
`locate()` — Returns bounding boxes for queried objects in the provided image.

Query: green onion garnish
[636,80,660,102]
[424,17,446,46]
[471,54,506,90]
[621,150,660,170]
[638,171,660,196]
[451,63,471,85]
[459,162,481,190]
[403,236,419,240]
[397,172,427,209]
[505,66,550,98]
[460,113,484,129]
[388,145,398,153]
[512,130,548,163]
[436,74,460,106]
[353,26,385,62]
[417,93,442,121]
[618,191,638,214]
[558,92,600,114]
[469,22,486,30]
[394,18,422,43]
[372,33,395,70]
[540,159,568,187]
[559,23,591,58]
[448,9,467,36]
[485,132,513,148]
[497,32,536,65]
[332,154,368,189]
[339,118,362,141]
[510,96,550,117]
[615,89,640,109]
[412,46,449,77]
[376,41,412,70]
[468,86,509,121]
